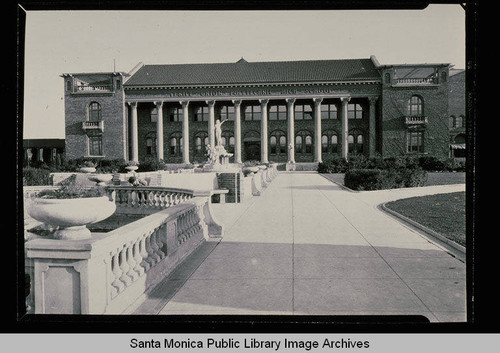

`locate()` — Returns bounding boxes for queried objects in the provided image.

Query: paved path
[133,173,466,322]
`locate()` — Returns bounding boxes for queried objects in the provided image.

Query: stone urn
[125,165,139,173]
[27,196,116,240]
[88,173,113,186]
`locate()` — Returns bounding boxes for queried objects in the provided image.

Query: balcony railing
[75,85,114,92]
[394,77,437,85]
[405,116,428,126]
[82,120,104,132]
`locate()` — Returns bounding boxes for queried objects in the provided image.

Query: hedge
[344,167,427,191]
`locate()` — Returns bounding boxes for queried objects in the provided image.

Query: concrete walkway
[133,173,466,322]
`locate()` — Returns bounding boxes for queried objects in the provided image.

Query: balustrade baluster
[126,242,139,281]
[149,229,162,263]
[132,240,145,277]
[144,233,157,267]
[111,249,125,296]
[154,225,166,260]
[118,246,133,286]
[139,235,151,272]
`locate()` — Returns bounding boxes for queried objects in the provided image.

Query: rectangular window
[321,104,337,119]
[244,105,261,120]
[89,136,102,156]
[407,131,424,153]
[151,108,158,123]
[194,107,209,122]
[295,104,312,120]
[219,106,235,121]
[169,107,183,122]
[66,80,72,92]
[348,104,363,119]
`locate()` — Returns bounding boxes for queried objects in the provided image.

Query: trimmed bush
[23,167,52,186]
[317,156,348,173]
[137,157,166,172]
[344,167,427,191]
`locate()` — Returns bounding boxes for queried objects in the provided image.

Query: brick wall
[216,172,241,203]
[64,75,126,160]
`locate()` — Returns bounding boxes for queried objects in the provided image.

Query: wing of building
[60,55,460,164]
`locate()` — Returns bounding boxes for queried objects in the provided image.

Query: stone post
[286,98,296,163]
[260,99,269,164]
[181,101,190,164]
[340,97,350,160]
[313,98,323,163]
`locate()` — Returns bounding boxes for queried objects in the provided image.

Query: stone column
[286,98,296,163]
[368,97,378,158]
[129,102,139,162]
[232,99,242,164]
[260,99,269,163]
[181,101,190,164]
[207,100,216,148]
[313,98,323,163]
[155,101,164,161]
[340,97,350,160]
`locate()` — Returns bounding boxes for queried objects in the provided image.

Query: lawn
[384,192,466,247]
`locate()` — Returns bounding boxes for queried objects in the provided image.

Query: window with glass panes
[269,105,287,120]
[295,131,312,154]
[219,106,235,121]
[408,96,423,116]
[348,131,364,154]
[88,135,102,156]
[322,130,338,153]
[169,133,183,156]
[145,132,157,155]
[294,104,313,120]
[168,107,183,122]
[88,102,101,121]
[194,106,209,122]
[321,103,337,119]
[221,131,234,153]
[348,104,363,119]
[270,131,287,155]
[407,131,424,153]
[244,105,261,120]
[194,132,209,155]
[150,107,158,122]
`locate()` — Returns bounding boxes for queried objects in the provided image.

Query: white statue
[214,119,227,148]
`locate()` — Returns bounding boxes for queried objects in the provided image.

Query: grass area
[384,192,466,247]
[321,172,465,187]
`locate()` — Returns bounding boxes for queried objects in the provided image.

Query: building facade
[62,56,454,164]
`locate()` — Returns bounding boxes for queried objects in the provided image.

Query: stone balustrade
[24,195,223,315]
[106,186,198,215]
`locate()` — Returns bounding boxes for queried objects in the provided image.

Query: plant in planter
[27,177,116,240]
[125,160,140,172]
[79,160,97,173]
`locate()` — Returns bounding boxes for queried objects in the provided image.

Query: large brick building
[62,55,456,164]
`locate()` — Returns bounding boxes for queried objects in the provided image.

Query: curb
[379,202,466,260]
[318,173,359,193]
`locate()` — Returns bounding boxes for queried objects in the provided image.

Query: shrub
[344,167,427,191]
[346,154,370,170]
[418,156,446,171]
[344,169,384,190]
[137,157,165,172]
[96,159,126,173]
[317,156,348,173]
[23,167,52,186]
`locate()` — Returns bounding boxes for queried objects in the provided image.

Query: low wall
[25,196,223,315]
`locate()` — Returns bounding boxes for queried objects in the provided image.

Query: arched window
[169,132,182,156]
[295,131,313,154]
[348,130,364,154]
[194,132,209,156]
[221,131,234,154]
[384,72,391,84]
[88,102,101,121]
[322,130,338,154]
[145,132,157,156]
[270,130,287,155]
[457,115,464,128]
[408,96,423,116]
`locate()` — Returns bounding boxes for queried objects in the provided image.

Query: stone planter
[125,165,139,172]
[27,196,116,240]
[88,174,113,186]
[79,167,96,173]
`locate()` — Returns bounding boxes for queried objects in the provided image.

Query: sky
[21,5,466,139]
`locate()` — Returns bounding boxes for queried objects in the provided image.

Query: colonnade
[127,96,378,163]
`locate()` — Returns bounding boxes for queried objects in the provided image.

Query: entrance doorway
[244,141,261,161]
